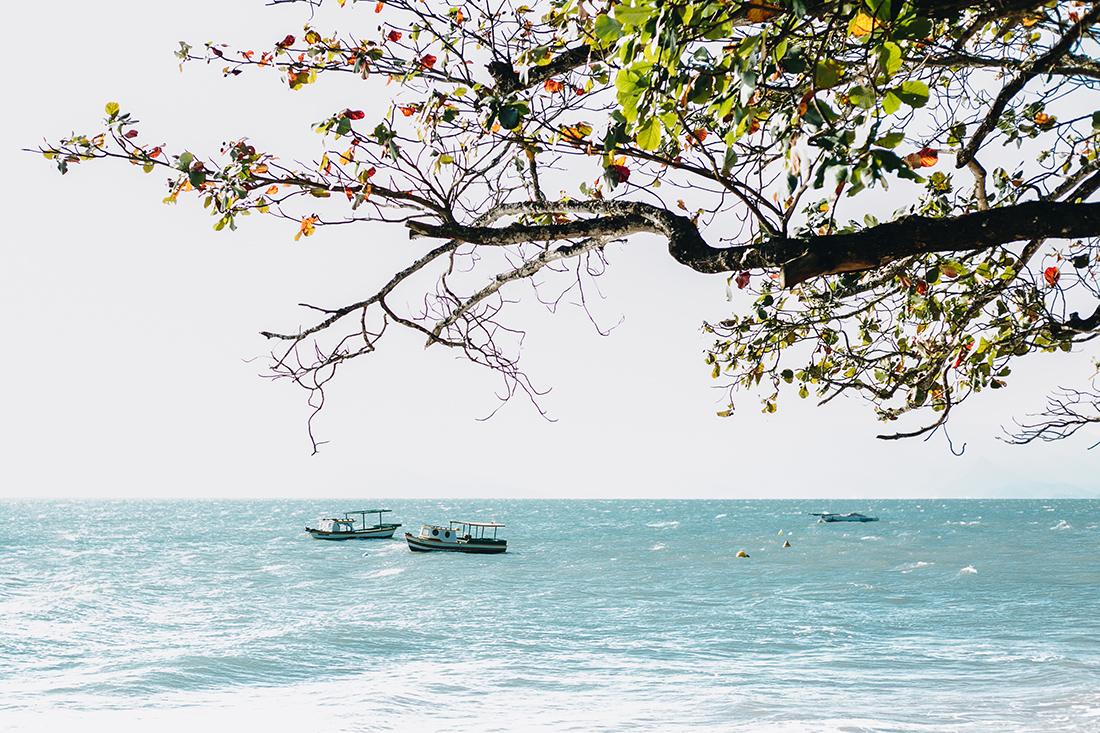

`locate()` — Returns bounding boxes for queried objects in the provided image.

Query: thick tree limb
[409,200,1100,288]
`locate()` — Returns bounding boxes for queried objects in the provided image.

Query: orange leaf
[265,185,280,195]
[918,147,938,167]
[745,4,781,23]
[387,30,402,42]
[398,105,417,117]
[294,216,317,241]
[375,1,384,11]
[1044,267,1060,287]
[544,79,564,93]
[419,54,437,69]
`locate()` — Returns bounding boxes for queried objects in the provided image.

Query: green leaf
[636,116,661,151]
[497,102,528,130]
[848,85,877,109]
[874,131,905,148]
[593,13,624,46]
[814,60,844,90]
[882,91,901,116]
[894,81,930,108]
[613,2,654,28]
[177,152,195,171]
[877,42,903,78]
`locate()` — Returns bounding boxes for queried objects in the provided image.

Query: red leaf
[375,1,384,11]
[1044,267,1060,287]
[344,109,365,120]
[276,35,295,48]
[606,164,630,184]
[735,271,751,289]
[387,30,402,42]
[123,130,139,139]
[419,54,437,69]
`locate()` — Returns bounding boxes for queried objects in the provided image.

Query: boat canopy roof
[451,520,505,528]
[346,509,391,514]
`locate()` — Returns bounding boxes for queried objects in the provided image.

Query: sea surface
[1,499,1098,732]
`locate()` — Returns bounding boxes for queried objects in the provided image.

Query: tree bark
[409,200,1100,288]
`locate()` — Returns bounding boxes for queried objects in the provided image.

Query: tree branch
[956,3,1100,168]
[409,200,1100,288]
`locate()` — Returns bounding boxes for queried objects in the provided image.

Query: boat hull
[404,532,507,554]
[306,525,400,540]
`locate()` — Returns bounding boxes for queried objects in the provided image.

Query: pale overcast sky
[3,0,1097,499]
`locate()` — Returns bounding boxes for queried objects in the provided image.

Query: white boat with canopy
[405,520,507,554]
[811,512,879,523]
[306,509,402,540]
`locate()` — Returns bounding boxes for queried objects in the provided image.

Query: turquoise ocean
[1,499,1098,732]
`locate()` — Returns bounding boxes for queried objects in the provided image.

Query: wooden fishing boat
[306,509,401,540]
[405,520,507,554]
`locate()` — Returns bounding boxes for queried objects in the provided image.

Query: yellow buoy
[736,550,749,558]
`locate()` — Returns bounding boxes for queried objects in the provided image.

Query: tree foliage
[40,0,1100,450]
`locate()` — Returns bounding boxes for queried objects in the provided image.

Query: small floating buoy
[736,550,749,558]
[782,540,791,548]
[778,530,783,535]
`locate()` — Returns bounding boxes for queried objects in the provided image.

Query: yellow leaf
[851,12,876,37]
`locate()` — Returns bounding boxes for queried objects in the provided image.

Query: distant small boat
[306,509,402,540]
[405,520,507,554]
[811,512,879,523]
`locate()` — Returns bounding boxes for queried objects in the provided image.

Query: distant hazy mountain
[934,458,1099,499]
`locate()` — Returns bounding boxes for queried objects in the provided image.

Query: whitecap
[715,514,727,519]
[1052,520,1071,530]
[367,568,404,578]
[958,565,978,575]
[651,544,665,551]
